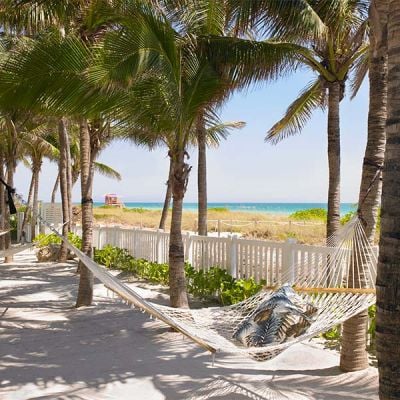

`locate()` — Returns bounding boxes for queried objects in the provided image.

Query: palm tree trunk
[159,157,173,230]
[326,81,341,240]
[197,120,208,236]
[76,119,94,307]
[30,162,41,241]
[4,160,14,263]
[20,170,35,241]
[65,128,73,227]
[58,118,70,262]
[169,150,190,308]
[377,1,400,398]
[340,0,388,372]
[51,172,60,204]
[0,156,5,250]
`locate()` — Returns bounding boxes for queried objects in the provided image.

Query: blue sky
[15,68,368,203]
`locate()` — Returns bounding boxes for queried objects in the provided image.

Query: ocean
[94,202,356,216]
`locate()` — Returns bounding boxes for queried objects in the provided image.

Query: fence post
[185,232,193,265]
[133,227,138,258]
[217,220,221,237]
[156,229,163,264]
[229,234,238,278]
[282,238,297,284]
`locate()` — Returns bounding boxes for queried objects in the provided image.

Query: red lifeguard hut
[104,193,123,208]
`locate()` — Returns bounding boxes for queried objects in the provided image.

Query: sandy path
[0,251,378,400]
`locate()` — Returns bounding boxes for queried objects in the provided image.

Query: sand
[0,251,378,400]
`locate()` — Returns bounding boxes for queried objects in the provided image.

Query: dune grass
[90,207,327,244]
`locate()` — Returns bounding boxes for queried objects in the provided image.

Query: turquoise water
[94,202,356,216]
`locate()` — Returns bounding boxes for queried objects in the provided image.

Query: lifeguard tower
[104,193,123,208]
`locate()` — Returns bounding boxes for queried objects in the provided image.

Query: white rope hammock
[13,191,376,361]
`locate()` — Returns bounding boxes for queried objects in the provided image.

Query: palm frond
[94,161,122,181]
[206,120,245,147]
[349,49,369,99]
[225,0,327,40]
[266,78,326,144]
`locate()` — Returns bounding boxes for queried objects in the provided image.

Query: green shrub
[94,244,265,305]
[123,207,147,213]
[208,207,229,212]
[340,211,356,225]
[33,232,82,249]
[290,208,327,221]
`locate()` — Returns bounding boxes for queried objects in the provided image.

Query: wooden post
[282,238,297,284]
[217,220,221,237]
[156,229,163,264]
[229,234,238,278]
[185,232,193,265]
[133,227,138,258]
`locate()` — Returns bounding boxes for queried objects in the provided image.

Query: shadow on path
[0,253,378,400]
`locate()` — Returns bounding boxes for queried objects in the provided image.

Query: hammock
[13,191,376,361]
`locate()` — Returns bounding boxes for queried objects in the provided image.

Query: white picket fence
[72,224,344,285]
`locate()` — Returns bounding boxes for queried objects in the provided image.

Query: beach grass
[91,207,328,244]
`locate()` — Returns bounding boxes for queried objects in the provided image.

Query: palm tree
[93,3,242,307]
[197,119,245,235]
[376,0,400,397]
[159,156,173,230]
[340,0,388,372]
[20,127,59,241]
[260,3,369,240]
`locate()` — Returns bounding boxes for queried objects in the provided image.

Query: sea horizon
[93,201,356,215]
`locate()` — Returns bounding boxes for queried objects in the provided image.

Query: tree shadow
[0,257,378,400]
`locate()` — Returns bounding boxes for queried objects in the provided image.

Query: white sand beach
[0,251,378,400]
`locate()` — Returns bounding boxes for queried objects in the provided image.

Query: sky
[14,68,369,204]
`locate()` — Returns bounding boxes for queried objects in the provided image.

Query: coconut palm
[229,1,369,240]
[376,0,400,397]
[20,126,59,241]
[340,0,388,373]
[92,3,245,307]
[196,119,245,235]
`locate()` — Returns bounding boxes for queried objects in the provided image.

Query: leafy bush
[290,208,327,221]
[33,232,82,249]
[340,211,356,225]
[94,245,265,305]
[123,207,147,213]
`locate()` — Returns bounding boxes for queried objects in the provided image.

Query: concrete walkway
[0,252,378,400]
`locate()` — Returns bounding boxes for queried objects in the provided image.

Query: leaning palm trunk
[340,0,388,372]
[76,119,94,307]
[326,81,341,241]
[20,171,35,241]
[197,120,208,236]
[30,162,41,241]
[169,150,190,308]
[64,130,73,227]
[159,157,173,230]
[50,172,60,204]
[377,1,400,398]
[58,118,70,261]
[0,156,5,250]
[4,160,14,263]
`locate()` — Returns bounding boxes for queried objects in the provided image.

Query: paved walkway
[0,252,378,400]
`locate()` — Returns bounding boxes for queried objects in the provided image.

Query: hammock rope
[9,190,376,361]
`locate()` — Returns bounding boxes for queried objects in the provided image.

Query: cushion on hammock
[232,284,318,348]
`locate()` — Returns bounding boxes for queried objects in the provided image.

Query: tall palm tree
[376,0,400,397]
[93,4,240,307]
[259,2,369,240]
[197,119,245,235]
[340,0,388,372]
[20,127,59,240]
